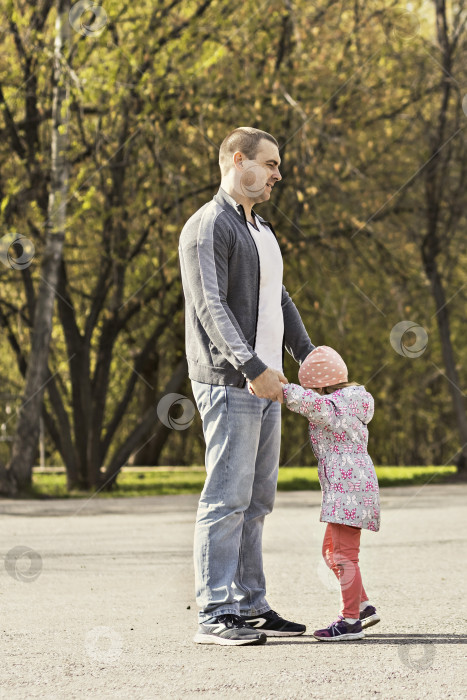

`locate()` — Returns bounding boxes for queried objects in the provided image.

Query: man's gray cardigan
[178,187,314,388]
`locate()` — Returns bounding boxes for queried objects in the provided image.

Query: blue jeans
[191,380,282,622]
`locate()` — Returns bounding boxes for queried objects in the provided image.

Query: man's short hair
[219,127,279,175]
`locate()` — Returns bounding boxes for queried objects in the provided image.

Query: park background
[0,0,466,496]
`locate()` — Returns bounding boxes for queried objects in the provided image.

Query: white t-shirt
[247,217,284,373]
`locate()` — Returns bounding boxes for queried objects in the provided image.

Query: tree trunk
[418,0,467,474]
[424,256,467,472]
[102,358,188,489]
[132,354,160,465]
[2,0,70,494]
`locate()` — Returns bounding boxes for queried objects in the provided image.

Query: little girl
[282,345,381,641]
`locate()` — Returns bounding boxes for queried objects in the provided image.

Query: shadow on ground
[269,634,467,645]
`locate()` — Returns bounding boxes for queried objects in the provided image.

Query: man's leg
[192,381,265,623]
[233,396,281,615]
[235,397,306,636]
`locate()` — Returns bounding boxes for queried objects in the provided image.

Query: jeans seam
[237,527,253,612]
[224,386,230,501]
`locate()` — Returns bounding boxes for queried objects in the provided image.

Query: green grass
[29,465,457,498]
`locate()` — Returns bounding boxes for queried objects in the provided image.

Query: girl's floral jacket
[283,384,380,532]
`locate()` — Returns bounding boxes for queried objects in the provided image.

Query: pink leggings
[322,523,368,619]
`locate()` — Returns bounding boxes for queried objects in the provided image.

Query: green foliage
[1,0,466,492]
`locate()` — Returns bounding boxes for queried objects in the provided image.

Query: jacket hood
[329,385,374,425]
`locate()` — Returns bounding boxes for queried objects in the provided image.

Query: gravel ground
[0,484,466,699]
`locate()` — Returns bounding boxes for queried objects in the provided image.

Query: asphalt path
[0,484,466,699]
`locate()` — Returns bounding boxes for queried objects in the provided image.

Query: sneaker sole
[193,633,267,646]
[313,631,365,642]
[361,615,380,629]
[260,629,306,637]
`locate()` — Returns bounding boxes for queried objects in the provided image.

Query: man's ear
[233,151,244,168]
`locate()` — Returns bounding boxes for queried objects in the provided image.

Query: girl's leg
[360,539,369,605]
[329,524,363,619]
[322,523,340,579]
[322,523,369,613]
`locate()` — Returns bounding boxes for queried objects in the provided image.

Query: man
[179,127,314,646]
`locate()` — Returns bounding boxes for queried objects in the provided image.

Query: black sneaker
[359,605,380,629]
[241,609,306,637]
[193,614,267,646]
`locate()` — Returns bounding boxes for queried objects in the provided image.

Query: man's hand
[249,368,288,403]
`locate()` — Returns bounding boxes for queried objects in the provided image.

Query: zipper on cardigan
[236,203,261,389]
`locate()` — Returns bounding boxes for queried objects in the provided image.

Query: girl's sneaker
[359,605,380,629]
[313,616,364,642]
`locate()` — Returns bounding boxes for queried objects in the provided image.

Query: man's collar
[214,186,271,226]
[216,186,242,212]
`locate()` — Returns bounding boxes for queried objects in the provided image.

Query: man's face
[235,139,282,203]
